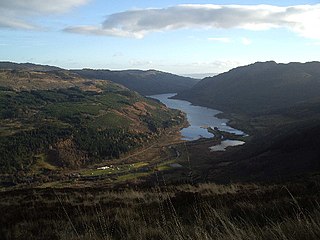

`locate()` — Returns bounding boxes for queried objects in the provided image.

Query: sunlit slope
[0,69,184,174]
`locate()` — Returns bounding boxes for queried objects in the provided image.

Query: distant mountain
[0,61,62,71]
[0,62,198,95]
[72,69,199,95]
[176,61,320,115]
[181,73,218,79]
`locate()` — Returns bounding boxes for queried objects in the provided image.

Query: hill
[72,69,199,95]
[0,69,88,91]
[1,63,320,240]
[0,61,62,71]
[0,69,184,176]
[176,61,320,115]
[203,120,320,183]
[0,62,199,95]
[171,61,320,183]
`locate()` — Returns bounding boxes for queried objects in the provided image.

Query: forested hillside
[0,69,184,175]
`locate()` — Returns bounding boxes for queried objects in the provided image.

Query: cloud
[241,37,252,45]
[0,0,89,30]
[64,25,145,38]
[0,16,37,30]
[208,37,231,43]
[208,37,252,45]
[307,41,320,46]
[65,4,320,40]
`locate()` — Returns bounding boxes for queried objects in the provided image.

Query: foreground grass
[1,181,320,240]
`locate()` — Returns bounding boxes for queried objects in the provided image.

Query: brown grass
[1,181,320,240]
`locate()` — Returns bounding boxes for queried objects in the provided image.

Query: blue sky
[1,0,320,74]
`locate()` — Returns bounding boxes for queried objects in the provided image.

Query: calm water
[209,140,245,152]
[149,93,245,141]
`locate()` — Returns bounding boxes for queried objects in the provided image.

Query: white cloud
[208,37,231,43]
[307,41,320,46]
[0,0,89,30]
[0,16,37,30]
[64,25,145,39]
[0,0,89,14]
[65,4,320,40]
[241,37,252,45]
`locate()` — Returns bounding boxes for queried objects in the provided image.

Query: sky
[1,0,320,75]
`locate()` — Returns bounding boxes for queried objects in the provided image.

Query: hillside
[1,65,320,240]
[0,61,62,71]
[176,61,320,115]
[0,69,184,176]
[170,61,320,183]
[203,120,320,183]
[72,69,198,95]
[2,180,320,240]
[0,69,90,91]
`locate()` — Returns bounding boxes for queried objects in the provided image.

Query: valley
[0,68,187,188]
[2,1,320,238]
[1,62,320,185]
[1,61,320,240]
[0,64,248,190]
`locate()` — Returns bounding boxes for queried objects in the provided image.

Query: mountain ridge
[0,62,199,95]
[176,61,320,115]
[72,68,199,95]
[0,61,63,71]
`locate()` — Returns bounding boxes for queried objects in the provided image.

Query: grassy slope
[1,180,320,240]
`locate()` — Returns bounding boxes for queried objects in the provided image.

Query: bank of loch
[149,93,246,147]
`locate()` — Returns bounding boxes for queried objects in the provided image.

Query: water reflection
[149,93,244,141]
[209,140,245,152]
